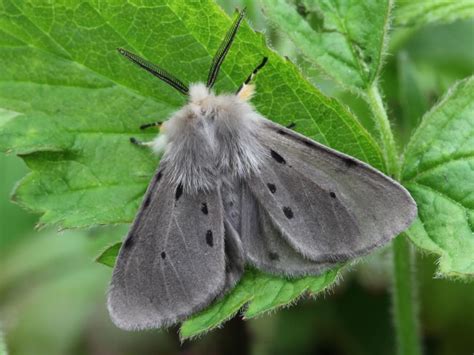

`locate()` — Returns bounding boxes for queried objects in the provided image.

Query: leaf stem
[366,84,421,355]
[392,234,422,355]
[366,84,399,177]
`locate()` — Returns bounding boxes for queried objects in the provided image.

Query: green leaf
[402,76,474,278]
[394,0,474,28]
[180,269,256,339]
[261,0,392,94]
[183,267,338,339]
[0,0,383,337]
[96,242,122,268]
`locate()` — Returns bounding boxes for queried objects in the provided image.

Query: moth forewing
[107,171,227,330]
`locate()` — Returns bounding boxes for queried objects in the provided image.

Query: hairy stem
[366,84,400,177]
[366,84,421,355]
[392,234,421,355]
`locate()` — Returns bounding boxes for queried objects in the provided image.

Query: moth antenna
[117,48,189,95]
[140,121,162,130]
[206,9,246,88]
[236,56,268,96]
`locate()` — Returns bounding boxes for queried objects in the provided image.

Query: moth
[108,10,417,330]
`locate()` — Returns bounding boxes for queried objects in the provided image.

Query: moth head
[189,83,212,104]
[117,10,265,101]
[186,83,216,118]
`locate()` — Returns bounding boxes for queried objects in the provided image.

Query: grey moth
[107,10,417,330]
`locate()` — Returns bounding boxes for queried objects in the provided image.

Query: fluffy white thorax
[151,83,265,193]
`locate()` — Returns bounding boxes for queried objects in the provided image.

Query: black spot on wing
[149,170,163,191]
[269,252,280,261]
[286,131,358,169]
[290,133,318,149]
[143,170,164,209]
[206,230,214,247]
[343,157,358,168]
[175,183,183,201]
[283,206,294,219]
[201,202,208,215]
[143,195,152,208]
[267,183,276,194]
[330,192,336,198]
[161,251,166,259]
[156,170,163,182]
[270,150,286,164]
[123,234,135,249]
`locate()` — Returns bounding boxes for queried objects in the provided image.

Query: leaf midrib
[404,153,474,182]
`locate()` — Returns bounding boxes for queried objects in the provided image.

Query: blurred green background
[1,1,473,354]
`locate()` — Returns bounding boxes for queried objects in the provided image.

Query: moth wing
[240,182,337,276]
[247,119,417,263]
[221,218,245,293]
[107,168,226,330]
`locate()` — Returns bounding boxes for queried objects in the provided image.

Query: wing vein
[297,176,325,235]
[167,257,192,302]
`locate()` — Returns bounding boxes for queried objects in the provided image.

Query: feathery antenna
[206,9,246,88]
[117,48,189,95]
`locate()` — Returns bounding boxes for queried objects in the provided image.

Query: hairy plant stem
[366,84,421,355]
[366,85,400,177]
[392,234,421,355]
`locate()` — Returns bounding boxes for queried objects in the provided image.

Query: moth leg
[129,137,153,147]
[236,57,268,99]
[140,121,162,130]
[130,120,162,145]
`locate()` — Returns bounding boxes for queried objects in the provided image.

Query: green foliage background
[0,0,473,354]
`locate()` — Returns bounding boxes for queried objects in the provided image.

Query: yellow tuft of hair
[237,84,255,101]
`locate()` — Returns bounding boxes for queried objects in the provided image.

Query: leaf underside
[0,0,386,338]
[261,0,392,94]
